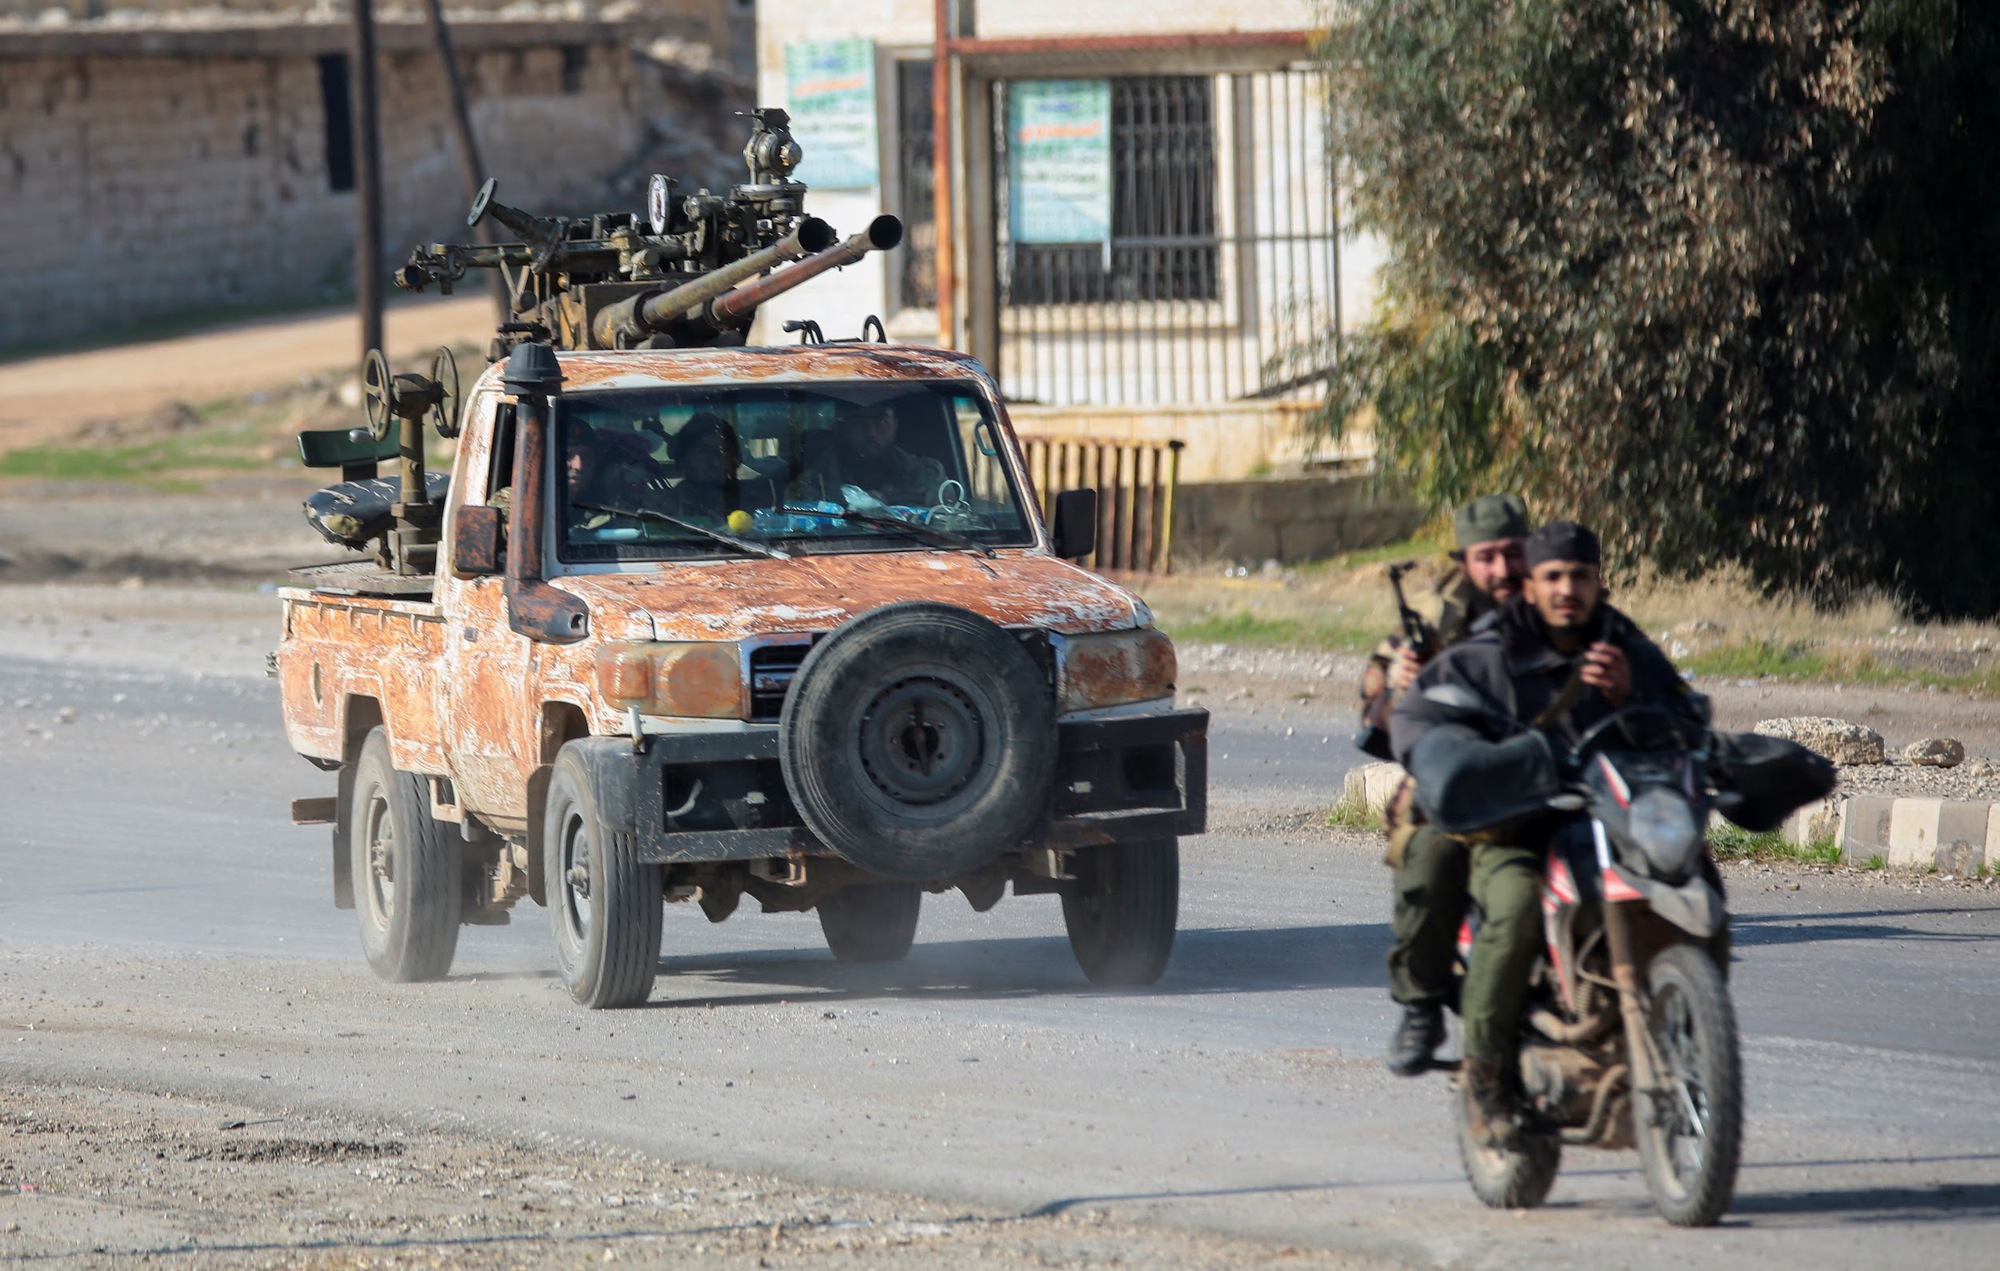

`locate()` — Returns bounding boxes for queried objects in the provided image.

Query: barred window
[998,76,1219,306]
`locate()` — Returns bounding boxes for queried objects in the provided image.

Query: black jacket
[1390,596,1687,767]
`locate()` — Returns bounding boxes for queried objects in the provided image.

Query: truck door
[440,397,538,823]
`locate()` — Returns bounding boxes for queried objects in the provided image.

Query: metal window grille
[896,60,939,311]
[989,68,1340,407]
[1000,77,1219,307]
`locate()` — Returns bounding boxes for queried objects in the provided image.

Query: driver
[790,402,946,509]
[1389,520,1689,1147]
[566,428,657,532]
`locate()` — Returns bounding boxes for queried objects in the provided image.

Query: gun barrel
[707,215,904,326]
[591,216,835,348]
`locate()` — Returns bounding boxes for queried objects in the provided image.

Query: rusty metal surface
[554,551,1142,644]
[284,342,1177,837]
[276,591,451,775]
[465,344,1001,396]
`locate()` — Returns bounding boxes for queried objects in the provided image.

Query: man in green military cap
[1355,492,1530,1077]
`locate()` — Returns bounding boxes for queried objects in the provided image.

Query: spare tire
[779,602,1055,881]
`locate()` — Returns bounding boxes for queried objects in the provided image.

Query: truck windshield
[554,381,1035,562]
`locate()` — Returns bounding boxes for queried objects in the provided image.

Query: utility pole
[419,0,508,318]
[350,0,386,361]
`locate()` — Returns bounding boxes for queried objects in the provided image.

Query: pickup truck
[278,339,1209,1008]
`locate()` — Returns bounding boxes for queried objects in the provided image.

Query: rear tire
[545,743,662,1009]
[817,883,922,963]
[1455,1098,1562,1209]
[350,727,460,981]
[1636,942,1743,1226]
[1061,839,1178,986]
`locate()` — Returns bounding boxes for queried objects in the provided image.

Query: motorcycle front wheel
[1636,942,1743,1226]
[1455,1093,1561,1209]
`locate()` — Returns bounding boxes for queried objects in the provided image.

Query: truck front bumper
[564,707,1209,869]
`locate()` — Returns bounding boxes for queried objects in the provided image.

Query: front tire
[350,727,460,981]
[545,743,662,1009]
[817,883,922,963]
[1636,942,1743,1226]
[1061,839,1178,986]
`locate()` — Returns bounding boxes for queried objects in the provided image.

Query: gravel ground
[0,1083,1368,1269]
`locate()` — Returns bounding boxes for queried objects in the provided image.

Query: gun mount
[391,108,901,357]
[308,109,902,583]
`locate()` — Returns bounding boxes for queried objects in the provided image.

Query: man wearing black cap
[1389,520,1689,1146]
[1363,494,1530,1077]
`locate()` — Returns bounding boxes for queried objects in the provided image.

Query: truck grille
[748,642,811,721]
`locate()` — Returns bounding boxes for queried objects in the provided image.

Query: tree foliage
[1316,0,1999,612]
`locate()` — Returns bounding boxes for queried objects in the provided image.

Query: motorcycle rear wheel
[1455,1095,1561,1209]
[1635,942,1743,1226]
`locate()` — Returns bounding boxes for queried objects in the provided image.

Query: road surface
[1,630,1996,1268]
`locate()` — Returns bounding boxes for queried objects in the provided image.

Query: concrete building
[750,0,1383,483]
[0,4,749,350]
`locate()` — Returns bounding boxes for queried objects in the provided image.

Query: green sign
[784,39,878,190]
[1008,80,1112,244]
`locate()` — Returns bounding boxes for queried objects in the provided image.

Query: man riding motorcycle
[1362,494,1531,1076]
[1389,520,1694,1146]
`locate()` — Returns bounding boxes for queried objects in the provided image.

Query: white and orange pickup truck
[277,339,1208,1008]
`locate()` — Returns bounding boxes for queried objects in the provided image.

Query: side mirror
[452,504,504,577]
[1051,488,1097,561]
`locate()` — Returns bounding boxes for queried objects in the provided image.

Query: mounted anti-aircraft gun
[298,108,903,581]
[391,108,902,356]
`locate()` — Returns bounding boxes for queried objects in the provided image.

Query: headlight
[593,642,740,718]
[1058,628,1177,713]
[1626,788,1699,880]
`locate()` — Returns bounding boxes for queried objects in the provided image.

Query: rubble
[1903,738,1967,768]
[1752,716,1887,766]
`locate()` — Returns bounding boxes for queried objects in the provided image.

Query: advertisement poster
[784,39,878,190]
[1008,80,1113,244]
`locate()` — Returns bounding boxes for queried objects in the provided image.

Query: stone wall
[1172,475,1423,566]
[0,20,653,349]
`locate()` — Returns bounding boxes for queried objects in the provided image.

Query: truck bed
[278,584,451,774]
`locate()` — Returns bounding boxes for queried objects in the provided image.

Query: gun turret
[390,109,900,358]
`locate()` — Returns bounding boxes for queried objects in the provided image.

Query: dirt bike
[1413,688,1832,1226]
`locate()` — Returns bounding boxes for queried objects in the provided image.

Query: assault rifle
[1354,560,1440,761]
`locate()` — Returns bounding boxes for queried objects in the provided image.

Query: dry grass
[1139,540,2000,694]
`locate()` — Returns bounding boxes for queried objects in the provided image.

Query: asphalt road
[3,648,1998,1269]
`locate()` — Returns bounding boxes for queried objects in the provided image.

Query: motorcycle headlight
[1626,788,1699,880]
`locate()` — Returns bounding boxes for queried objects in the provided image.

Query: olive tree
[1314,0,1996,611]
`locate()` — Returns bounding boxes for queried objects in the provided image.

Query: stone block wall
[0,21,647,349]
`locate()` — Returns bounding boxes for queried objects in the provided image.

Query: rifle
[1353,560,1439,761]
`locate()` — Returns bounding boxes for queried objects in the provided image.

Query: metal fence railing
[1021,435,1183,574]
[990,68,1340,407]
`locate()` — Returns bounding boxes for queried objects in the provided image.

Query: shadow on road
[1733,905,2000,949]
[635,923,1390,1010]
[1732,1180,2000,1223]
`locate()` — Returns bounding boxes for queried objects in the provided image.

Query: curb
[1342,762,1992,873]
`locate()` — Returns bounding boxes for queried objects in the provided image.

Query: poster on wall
[1008,79,1112,244]
[784,39,878,190]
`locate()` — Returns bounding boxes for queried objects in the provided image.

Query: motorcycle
[1410,686,1833,1226]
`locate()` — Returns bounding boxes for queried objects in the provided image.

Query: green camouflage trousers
[1387,826,1543,1060]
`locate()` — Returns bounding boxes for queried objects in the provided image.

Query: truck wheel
[350,727,461,981]
[1062,838,1178,986]
[780,603,1055,881]
[545,742,662,1009]
[817,883,922,963]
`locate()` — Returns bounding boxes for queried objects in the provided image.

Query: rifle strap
[1530,660,1588,731]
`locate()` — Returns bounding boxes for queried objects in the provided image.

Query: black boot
[1386,1001,1446,1076]
[1459,1056,1517,1149]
